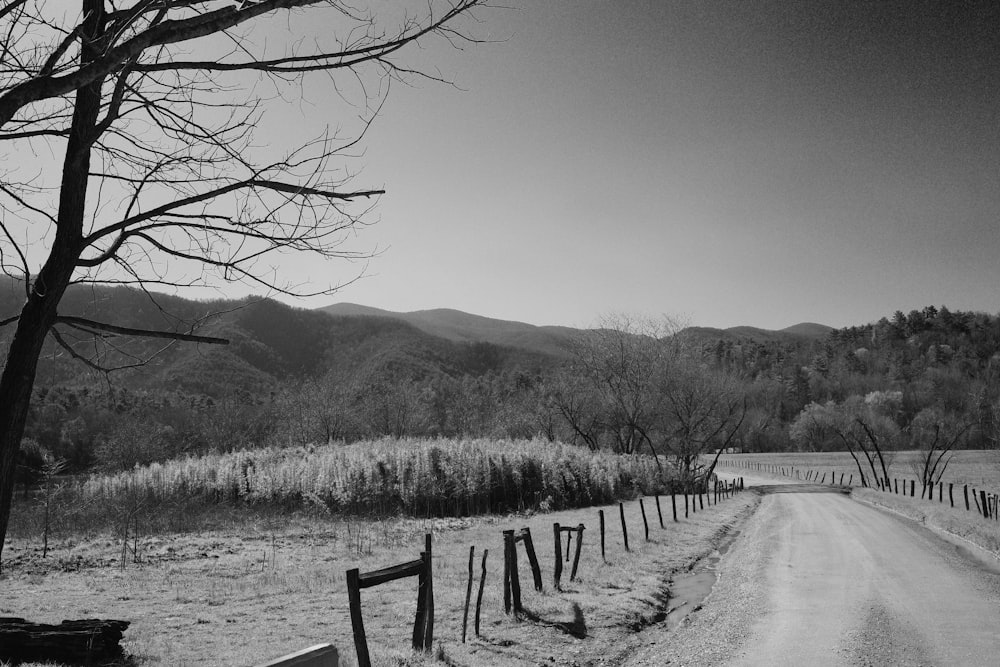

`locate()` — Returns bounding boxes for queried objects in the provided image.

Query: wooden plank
[358,558,424,588]
[257,644,339,667]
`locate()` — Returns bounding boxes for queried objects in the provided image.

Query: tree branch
[55,315,228,345]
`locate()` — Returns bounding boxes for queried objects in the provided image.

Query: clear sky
[202,1,1000,330]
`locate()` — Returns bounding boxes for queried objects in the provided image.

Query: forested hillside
[3,277,998,485]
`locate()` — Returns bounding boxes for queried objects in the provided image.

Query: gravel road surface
[622,481,1000,666]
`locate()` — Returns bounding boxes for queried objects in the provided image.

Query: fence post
[684,492,689,518]
[521,528,543,592]
[462,546,474,643]
[346,568,371,667]
[671,491,678,522]
[475,549,488,637]
[508,533,521,616]
[619,502,630,551]
[569,524,585,582]
[599,510,606,562]
[698,491,704,510]
[423,534,433,649]
[413,555,427,649]
[939,481,944,503]
[964,484,970,511]
[502,530,513,614]
[553,522,563,589]
[910,479,915,497]
[981,490,990,519]
[655,495,664,528]
[639,499,649,541]
[949,483,954,508]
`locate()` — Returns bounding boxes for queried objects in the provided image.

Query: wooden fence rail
[346,533,433,667]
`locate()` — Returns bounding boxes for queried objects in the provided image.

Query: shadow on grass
[518,602,588,639]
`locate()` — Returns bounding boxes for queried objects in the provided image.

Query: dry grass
[9,439,677,543]
[1,489,757,666]
[851,487,1000,559]
[717,450,1000,490]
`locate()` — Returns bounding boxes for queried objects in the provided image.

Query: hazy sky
[267,1,1000,330]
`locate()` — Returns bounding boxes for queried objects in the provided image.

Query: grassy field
[716,450,1000,490]
[2,484,755,666]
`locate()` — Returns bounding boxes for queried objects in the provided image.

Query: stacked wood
[0,617,130,664]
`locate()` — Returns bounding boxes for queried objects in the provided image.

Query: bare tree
[560,315,682,465]
[791,393,900,488]
[0,0,487,567]
[659,357,746,489]
[908,407,971,498]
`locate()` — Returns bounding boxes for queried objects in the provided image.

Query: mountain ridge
[318,302,833,349]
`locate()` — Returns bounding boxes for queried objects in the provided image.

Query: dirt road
[622,482,1000,666]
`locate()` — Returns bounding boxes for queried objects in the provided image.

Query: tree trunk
[0,0,106,568]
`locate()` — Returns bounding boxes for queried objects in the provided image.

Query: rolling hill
[3,277,837,397]
[318,302,580,357]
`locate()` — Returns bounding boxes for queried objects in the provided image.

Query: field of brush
[4,438,758,666]
[9,438,676,540]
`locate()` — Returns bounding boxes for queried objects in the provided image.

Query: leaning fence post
[639,499,650,541]
[619,502,630,551]
[570,524,585,582]
[981,490,990,519]
[462,546,474,643]
[553,522,563,589]
[347,568,371,667]
[475,549,488,637]
[521,527,543,592]
[655,495,664,528]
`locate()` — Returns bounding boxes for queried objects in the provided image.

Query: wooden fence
[345,533,434,667]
